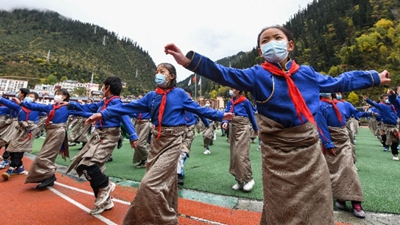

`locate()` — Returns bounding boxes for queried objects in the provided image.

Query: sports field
[35,126,400,214]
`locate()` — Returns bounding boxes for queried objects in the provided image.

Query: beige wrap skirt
[257,114,334,225]
[133,120,152,163]
[67,127,120,176]
[68,116,91,143]
[7,120,38,153]
[122,125,185,225]
[229,116,253,183]
[325,126,364,202]
[25,123,67,183]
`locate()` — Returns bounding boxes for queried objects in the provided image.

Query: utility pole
[194,74,197,100]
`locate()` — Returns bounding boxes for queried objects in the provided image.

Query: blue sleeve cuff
[324,142,335,149]
[129,133,138,142]
[185,51,201,71]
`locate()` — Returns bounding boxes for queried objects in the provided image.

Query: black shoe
[117,138,123,149]
[106,155,113,163]
[36,175,56,189]
[177,174,184,185]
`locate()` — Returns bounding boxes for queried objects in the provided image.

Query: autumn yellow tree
[347,91,359,106]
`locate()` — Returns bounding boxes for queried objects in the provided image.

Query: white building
[0,78,28,93]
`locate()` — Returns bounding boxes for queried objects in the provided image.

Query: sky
[0,0,314,81]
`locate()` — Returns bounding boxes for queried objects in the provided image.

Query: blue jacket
[184,51,380,128]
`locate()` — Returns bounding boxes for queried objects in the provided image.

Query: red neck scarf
[261,60,316,126]
[46,103,62,125]
[155,87,175,138]
[21,106,31,122]
[99,95,120,126]
[320,98,344,125]
[230,95,247,113]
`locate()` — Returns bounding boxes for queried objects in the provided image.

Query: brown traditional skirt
[229,116,253,183]
[25,123,67,183]
[68,116,91,143]
[7,121,38,153]
[133,120,152,163]
[325,126,364,202]
[182,124,195,155]
[122,126,185,225]
[381,123,399,146]
[67,127,120,176]
[257,114,334,225]
[0,118,19,143]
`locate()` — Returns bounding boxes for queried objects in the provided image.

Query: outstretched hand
[379,70,391,85]
[363,95,368,101]
[222,112,235,121]
[11,97,21,105]
[164,43,190,66]
[85,113,102,125]
[387,89,395,95]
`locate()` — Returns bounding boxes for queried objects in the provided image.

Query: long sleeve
[120,115,138,141]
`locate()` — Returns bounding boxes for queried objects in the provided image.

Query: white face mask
[54,95,63,102]
[205,103,210,107]
[24,97,34,103]
[260,40,289,63]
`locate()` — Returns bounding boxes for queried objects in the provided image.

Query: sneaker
[2,167,14,180]
[335,200,347,210]
[243,179,255,192]
[232,182,244,191]
[94,182,116,206]
[68,142,77,146]
[135,160,147,168]
[106,155,113,163]
[257,145,261,151]
[352,202,366,218]
[12,165,25,174]
[177,174,184,186]
[393,156,399,161]
[383,147,388,152]
[203,149,211,155]
[90,197,114,215]
[0,159,11,169]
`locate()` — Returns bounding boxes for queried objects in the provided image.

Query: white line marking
[48,187,117,225]
[54,181,226,224]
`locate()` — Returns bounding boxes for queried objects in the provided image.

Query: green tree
[71,87,87,97]
[347,91,359,106]
[60,75,68,82]
[47,74,58,85]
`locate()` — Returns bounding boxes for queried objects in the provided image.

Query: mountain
[0,9,157,96]
[179,0,400,105]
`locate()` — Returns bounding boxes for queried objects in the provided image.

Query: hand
[12,97,21,105]
[363,95,368,101]
[254,130,259,136]
[379,70,391,85]
[130,140,138,149]
[59,101,70,107]
[164,43,191,66]
[387,89,395,95]
[222,123,228,130]
[222,112,235,121]
[85,113,102,125]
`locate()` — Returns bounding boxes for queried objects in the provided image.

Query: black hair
[157,63,177,89]
[28,91,39,100]
[103,76,122,96]
[380,94,388,99]
[183,87,192,96]
[56,88,70,102]
[331,93,337,99]
[257,25,293,49]
[19,88,30,98]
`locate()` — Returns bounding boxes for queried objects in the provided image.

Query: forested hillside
[0,9,156,96]
[179,0,400,105]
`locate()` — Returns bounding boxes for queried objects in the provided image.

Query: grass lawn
[31,127,400,214]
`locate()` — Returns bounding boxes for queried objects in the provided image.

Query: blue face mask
[336,95,342,100]
[24,97,34,103]
[385,99,390,104]
[260,40,288,63]
[15,93,20,98]
[229,90,234,97]
[155,73,167,87]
